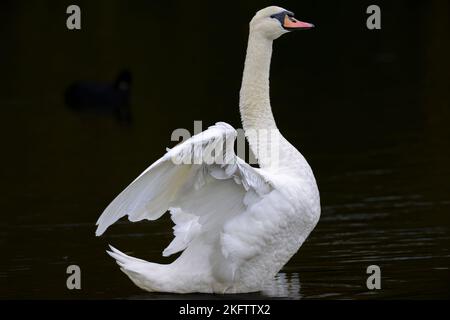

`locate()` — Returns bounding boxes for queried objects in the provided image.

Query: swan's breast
[216,184,319,289]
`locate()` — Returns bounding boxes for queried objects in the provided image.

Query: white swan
[96,6,320,294]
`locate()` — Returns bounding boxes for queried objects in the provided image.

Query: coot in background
[65,70,132,124]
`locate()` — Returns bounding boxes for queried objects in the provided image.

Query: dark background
[1,0,449,299]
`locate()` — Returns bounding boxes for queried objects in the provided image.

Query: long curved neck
[239,31,282,168]
[239,32,276,131]
[238,29,313,174]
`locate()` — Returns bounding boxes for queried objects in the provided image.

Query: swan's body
[96,6,320,294]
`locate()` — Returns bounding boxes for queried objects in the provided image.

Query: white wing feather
[95,122,272,260]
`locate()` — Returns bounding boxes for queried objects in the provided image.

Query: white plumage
[96,6,320,294]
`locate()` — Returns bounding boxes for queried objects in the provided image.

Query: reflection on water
[261,273,301,299]
[2,1,450,299]
[125,273,301,300]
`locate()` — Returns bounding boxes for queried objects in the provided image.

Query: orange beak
[283,15,315,30]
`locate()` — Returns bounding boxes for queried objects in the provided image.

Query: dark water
[2,1,450,299]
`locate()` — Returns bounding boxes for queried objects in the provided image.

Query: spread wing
[95,122,273,258]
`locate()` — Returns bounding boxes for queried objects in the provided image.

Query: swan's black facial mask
[270,11,314,30]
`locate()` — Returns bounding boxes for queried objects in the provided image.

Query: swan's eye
[270,11,296,25]
[270,12,286,24]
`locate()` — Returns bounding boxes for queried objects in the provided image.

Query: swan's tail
[106,245,171,292]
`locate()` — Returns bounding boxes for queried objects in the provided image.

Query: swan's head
[250,6,314,40]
